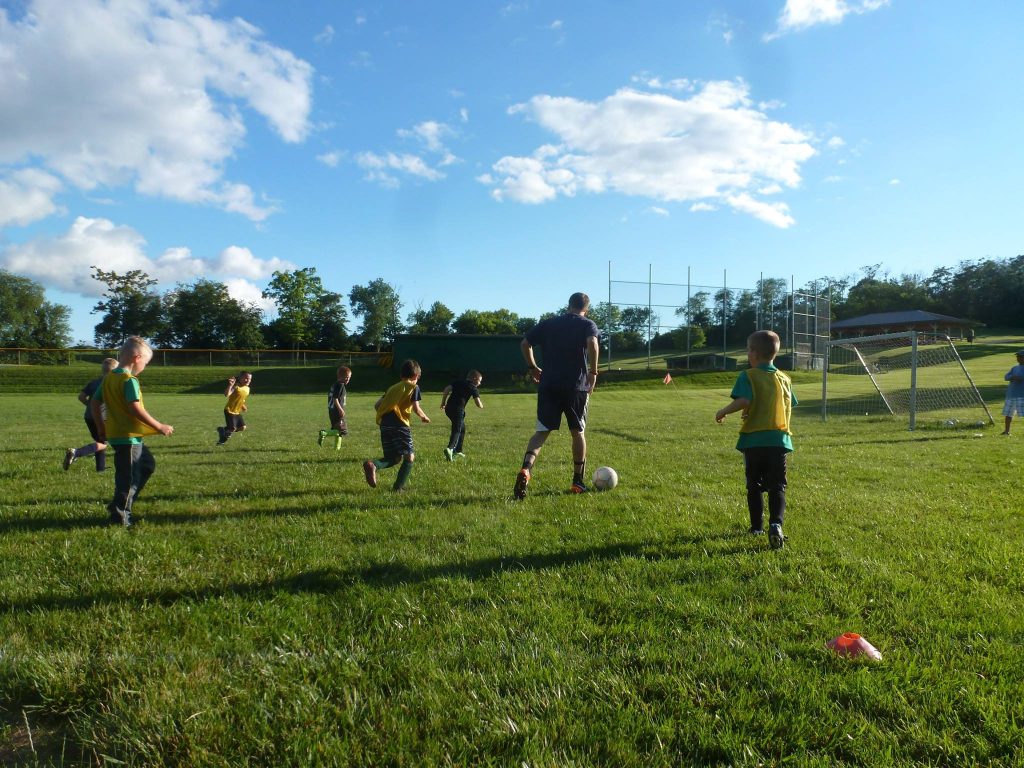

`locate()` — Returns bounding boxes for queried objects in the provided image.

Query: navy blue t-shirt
[525,313,600,391]
[445,379,480,413]
[82,376,102,419]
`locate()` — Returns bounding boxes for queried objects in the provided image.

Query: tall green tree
[0,269,72,348]
[406,301,455,334]
[263,268,347,350]
[91,268,164,347]
[452,308,521,335]
[159,280,264,349]
[349,278,403,350]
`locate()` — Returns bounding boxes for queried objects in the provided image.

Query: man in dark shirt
[440,370,484,460]
[513,292,600,499]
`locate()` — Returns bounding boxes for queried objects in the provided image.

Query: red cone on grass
[827,632,882,661]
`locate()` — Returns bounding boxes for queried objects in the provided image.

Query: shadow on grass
[0,532,749,613]
[590,428,650,444]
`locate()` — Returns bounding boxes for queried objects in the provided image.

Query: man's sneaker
[443,447,454,462]
[454,452,466,460]
[513,468,531,500]
[570,481,589,494]
[318,430,326,446]
[363,460,378,488]
[769,524,784,550]
[107,504,131,527]
[749,528,765,536]
[63,449,76,470]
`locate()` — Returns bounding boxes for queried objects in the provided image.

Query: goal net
[822,332,994,429]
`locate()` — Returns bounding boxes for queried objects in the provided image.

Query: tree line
[2,255,1021,352]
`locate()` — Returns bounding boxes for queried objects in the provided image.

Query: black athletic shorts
[536,387,589,432]
[224,410,246,431]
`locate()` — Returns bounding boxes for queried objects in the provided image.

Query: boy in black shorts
[440,370,483,460]
[64,357,118,472]
[319,365,352,449]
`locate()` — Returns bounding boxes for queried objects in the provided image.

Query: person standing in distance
[513,292,600,499]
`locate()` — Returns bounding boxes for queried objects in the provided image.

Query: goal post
[822,331,994,429]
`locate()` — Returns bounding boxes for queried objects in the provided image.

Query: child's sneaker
[363,460,378,488]
[216,427,226,445]
[443,447,454,462]
[513,468,530,500]
[570,481,589,494]
[63,449,76,470]
[769,524,784,550]
[318,430,326,446]
[455,452,466,460]
[749,528,765,535]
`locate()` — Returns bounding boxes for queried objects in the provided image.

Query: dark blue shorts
[536,387,589,432]
[224,410,246,432]
[380,423,413,461]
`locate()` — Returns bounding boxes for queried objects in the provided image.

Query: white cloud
[649,206,670,217]
[823,175,843,183]
[317,151,344,168]
[0,216,294,296]
[356,120,460,188]
[0,0,313,224]
[356,152,444,187]
[0,169,64,226]
[223,277,278,313]
[767,0,889,39]
[314,24,335,44]
[827,135,846,148]
[630,74,694,92]
[690,202,717,212]
[889,178,901,185]
[724,193,795,229]
[550,20,563,30]
[398,121,454,154]
[484,80,816,227]
[459,108,470,123]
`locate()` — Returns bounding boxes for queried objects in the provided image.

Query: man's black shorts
[536,387,589,432]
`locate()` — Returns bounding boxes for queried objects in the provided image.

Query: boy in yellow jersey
[90,336,174,526]
[217,371,252,445]
[715,330,797,550]
[363,359,430,492]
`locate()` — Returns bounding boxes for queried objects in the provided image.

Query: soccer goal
[822,331,994,429]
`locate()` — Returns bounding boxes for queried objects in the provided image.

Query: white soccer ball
[592,466,618,491]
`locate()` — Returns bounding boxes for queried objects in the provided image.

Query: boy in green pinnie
[715,330,797,550]
[363,359,431,492]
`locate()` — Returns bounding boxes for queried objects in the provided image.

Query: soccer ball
[592,466,618,491]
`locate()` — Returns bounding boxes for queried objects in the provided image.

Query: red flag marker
[663,372,672,385]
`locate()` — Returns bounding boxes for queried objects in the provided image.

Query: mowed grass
[1,380,1022,766]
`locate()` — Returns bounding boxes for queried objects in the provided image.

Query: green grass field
[1,360,1023,765]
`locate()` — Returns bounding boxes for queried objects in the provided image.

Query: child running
[319,365,352,447]
[64,357,118,472]
[715,330,797,550]
[363,359,430,492]
[217,371,252,445]
[439,370,483,461]
[90,336,174,526]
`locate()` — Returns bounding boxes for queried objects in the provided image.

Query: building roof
[831,310,976,330]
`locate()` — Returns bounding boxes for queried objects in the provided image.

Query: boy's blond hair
[102,357,119,373]
[748,330,781,360]
[119,335,153,362]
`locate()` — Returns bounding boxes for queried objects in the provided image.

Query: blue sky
[1,0,1021,343]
